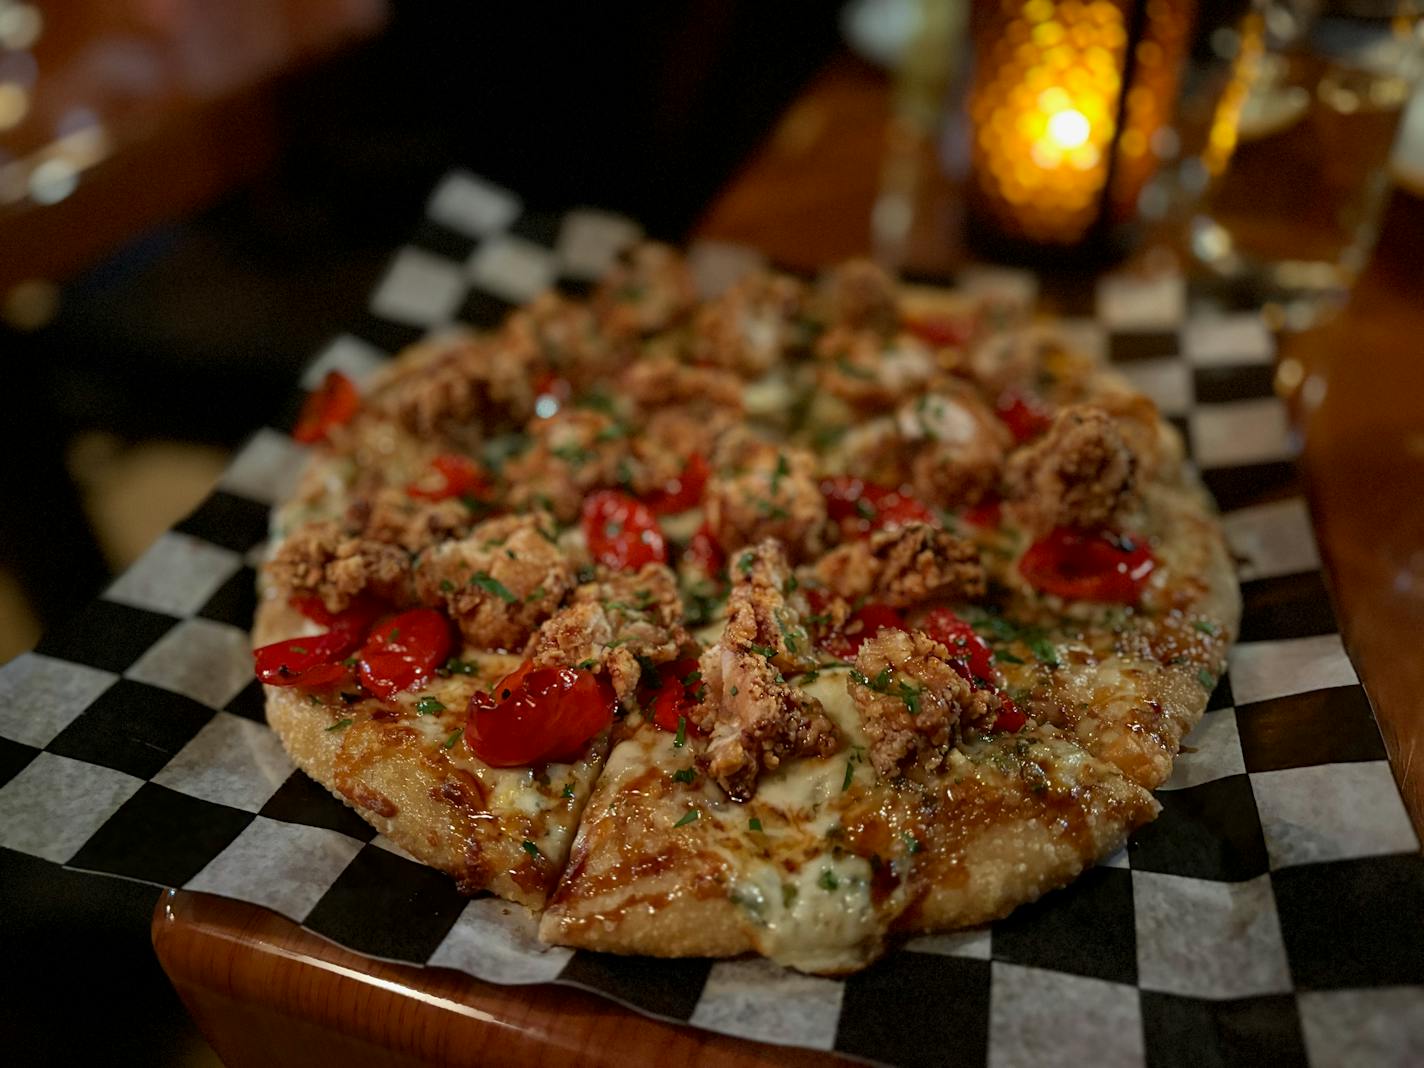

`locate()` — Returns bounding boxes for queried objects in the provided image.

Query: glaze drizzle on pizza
[253,245,1239,970]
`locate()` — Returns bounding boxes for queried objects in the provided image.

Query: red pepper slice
[992,695,1027,733]
[407,453,492,502]
[683,521,725,577]
[645,453,710,515]
[820,476,936,539]
[821,602,907,658]
[254,628,362,688]
[962,499,1003,529]
[356,609,454,700]
[921,607,997,687]
[1019,526,1156,604]
[994,390,1052,444]
[903,313,975,348]
[581,490,668,570]
[639,658,704,734]
[289,594,384,635]
[466,660,616,766]
[293,371,361,444]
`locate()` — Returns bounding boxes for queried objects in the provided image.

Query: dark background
[2,3,844,1063]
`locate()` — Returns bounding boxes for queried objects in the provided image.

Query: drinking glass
[1171,1,1423,326]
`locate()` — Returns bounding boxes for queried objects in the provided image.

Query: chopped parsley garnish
[995,651,1025,665]
[674,808,700,828]
[470,571,519,603]
[443,657,479,676]
[836,356,873,380]
[326,718,353,732]
[521,839,541,859]
[416,696,445,716]
[289,645,308,655]
[850,667,922,715]
[1027,636,1059,667]
[552,443,593,468]
[341,656,359,668]
[674,716,687,748]
[902,831,922,854]
[855,497,877,520]
[817,869,840,891]
[562,782,575,799]
[748,817,763,832]
[577,658,599,669]
[682,669,702,687]
[771,453,790,492]
[442,728,463,749]
[1193,620,1220,636]
[842,759,855,792]
[439,579,455,593]
[636,654,662,688]
[738,552,755,576]
[1197,668,1216,692]
[729,685,739,696]
[526,586,546,603]
[672,767,697,784]
[749,642,778,660]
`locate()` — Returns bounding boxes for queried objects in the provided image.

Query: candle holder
[965,0,1196,264]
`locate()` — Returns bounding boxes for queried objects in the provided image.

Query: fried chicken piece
[267,522,413,614]
[690,271,809,376]
[346,488,476,554]
[1004,404,1139,533]
[621,352,745,412]
[719,540,819,675]
[367,334,535,443]
[821,258,899,333]
[528,563,691,701]
[703,442,827,563]
[502,409,633,523]
[593,242,698,337]
[504,291,625,392]
[849,629,995,779]
[811,523,985,608]
[626,408,732,499]
[700,647,840,801]
[413,513,575,651]
[900,386,1011,510]
[814,327,937,412]
[695,540,839,800]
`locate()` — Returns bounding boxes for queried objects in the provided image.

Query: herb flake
[470,571,520,603]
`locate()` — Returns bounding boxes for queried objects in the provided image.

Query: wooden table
[153,53,1424,1065]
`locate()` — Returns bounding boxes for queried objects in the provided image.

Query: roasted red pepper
[293,371,361,444]
[466,660,616,766]
[407,453,492,502]
[356,608,454,700]
[1019,526,1156,604]
[582,489,668,570]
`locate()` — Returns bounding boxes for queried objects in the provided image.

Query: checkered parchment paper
[2,172,1421,1067]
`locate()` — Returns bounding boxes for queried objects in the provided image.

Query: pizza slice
[539,539,1163,972]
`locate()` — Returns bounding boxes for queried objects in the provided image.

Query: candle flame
[1046,107,1091,149]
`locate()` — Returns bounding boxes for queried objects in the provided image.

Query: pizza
[253,245,1239,972]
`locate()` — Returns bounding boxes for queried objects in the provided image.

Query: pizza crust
[256,594,606,908]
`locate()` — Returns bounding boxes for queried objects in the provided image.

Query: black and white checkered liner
[2,171,1421,1066]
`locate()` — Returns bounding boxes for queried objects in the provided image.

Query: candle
[967,0,1195,254]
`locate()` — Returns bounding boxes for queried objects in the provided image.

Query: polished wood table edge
[152,890,852,1067]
